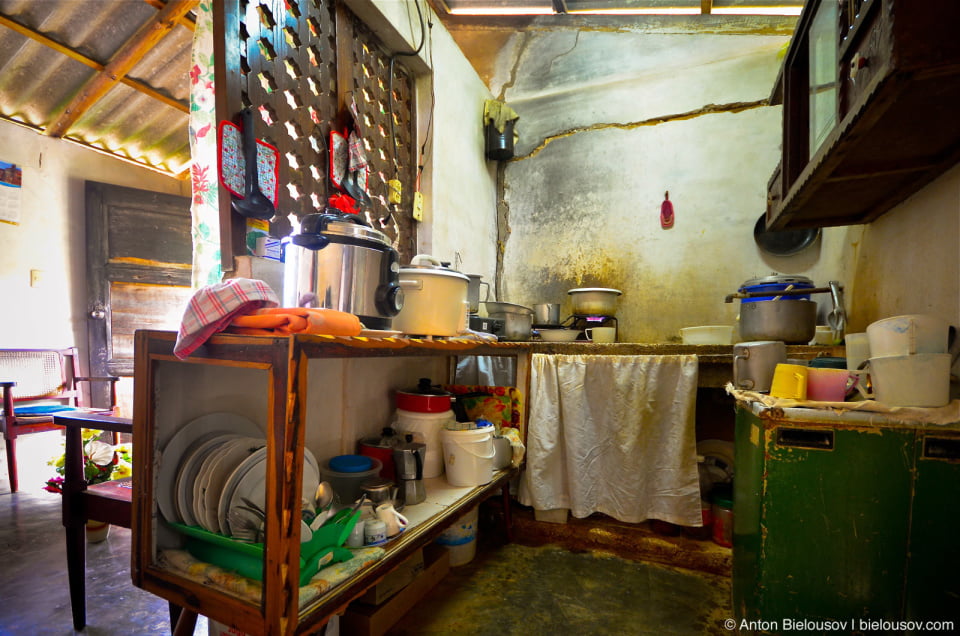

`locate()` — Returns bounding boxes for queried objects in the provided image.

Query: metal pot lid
[741,274,814,288]
[483,301,534,315]
[298,212,392,246]
[399,378,452,398]
[568,288,623,295]
[399,264,469,282]
[753,213,821,256]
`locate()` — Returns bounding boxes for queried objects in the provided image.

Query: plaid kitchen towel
[174,278,279,359]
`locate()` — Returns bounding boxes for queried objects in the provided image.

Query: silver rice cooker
[282,211,403,330]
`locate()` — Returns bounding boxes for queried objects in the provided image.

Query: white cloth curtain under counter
[518,354,702,526]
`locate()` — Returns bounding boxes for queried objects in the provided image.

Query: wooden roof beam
[45,0,198,138]
[0,13,188,114]
[142,0,197,31]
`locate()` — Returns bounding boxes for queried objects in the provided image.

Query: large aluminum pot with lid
[568,288,622,316]
[737,275,817,344]
[393,255,469,336]
[282,211,403,330]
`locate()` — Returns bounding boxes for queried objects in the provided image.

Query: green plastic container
[169,511,358,586]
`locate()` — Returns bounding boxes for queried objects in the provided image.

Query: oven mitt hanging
[219,121,280,206]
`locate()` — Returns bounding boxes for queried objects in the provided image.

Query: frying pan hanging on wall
[753,213,821,256]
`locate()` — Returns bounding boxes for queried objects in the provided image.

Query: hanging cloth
[518,354,702,526]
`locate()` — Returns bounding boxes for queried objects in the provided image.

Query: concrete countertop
[515,342,845,387]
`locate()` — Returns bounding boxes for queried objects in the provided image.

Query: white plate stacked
[156,412,320,538]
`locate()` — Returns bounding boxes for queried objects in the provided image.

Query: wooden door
[85,181,193,407]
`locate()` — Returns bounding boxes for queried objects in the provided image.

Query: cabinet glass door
[808,0,838,158]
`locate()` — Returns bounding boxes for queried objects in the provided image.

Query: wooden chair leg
[5,435,18,493]
[65,519,87,630]
[169,602,182,631]
[501,483,513,542]
[173,608,198,636]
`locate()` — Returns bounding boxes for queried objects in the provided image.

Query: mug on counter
[732,341,787,392]
[375,503,409,537]
[844,333,870,372]
[769,363,809,400]
[806,367,858,402]
[585,327,616,343]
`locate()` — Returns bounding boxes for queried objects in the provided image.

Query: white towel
[519,354,702,526]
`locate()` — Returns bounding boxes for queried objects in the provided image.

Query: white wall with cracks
[491,29,864,342]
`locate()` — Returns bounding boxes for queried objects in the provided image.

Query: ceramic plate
[200,437,267,534]
[193,438,235,530]
[217,446,267,536]
[156,412,263,523]
[224,449,321,539]
[175,435,237,526]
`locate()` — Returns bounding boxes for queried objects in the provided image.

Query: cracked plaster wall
[494,30,863,343]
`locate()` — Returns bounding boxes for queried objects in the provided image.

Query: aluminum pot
[393,255,469,336]
[739,299,817,344]
[484,301,534,341]
[568,288,622,316]
[282,211,403,330]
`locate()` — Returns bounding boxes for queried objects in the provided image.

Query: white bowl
[681,326,734,345]
[537,329,581,342]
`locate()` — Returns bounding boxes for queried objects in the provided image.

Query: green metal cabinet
[733,402,960,634]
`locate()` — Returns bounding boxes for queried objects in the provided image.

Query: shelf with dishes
[131,330,526,635]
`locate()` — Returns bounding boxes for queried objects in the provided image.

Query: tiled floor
[0,432,731,635]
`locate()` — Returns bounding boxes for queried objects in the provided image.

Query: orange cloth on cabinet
[227,307,362,336]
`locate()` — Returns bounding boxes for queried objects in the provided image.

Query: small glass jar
[711,487,734,548]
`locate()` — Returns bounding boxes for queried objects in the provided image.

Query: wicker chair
[0,348,118,492]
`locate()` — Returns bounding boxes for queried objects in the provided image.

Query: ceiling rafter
[142,0,197,31]
[45,0,198,139]
[0,12,189,114]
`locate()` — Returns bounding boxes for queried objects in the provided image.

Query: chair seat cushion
[14,404,77,416]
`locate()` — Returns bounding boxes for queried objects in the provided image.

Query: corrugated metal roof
[0,0,195,177]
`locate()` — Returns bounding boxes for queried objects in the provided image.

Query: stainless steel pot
[484,302,534,341]
[739,299,817,344]
[282,212,403,330]
[568,288,621,316]
[533,303,560,326]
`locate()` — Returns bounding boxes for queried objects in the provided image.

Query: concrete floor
[0,432,731,635]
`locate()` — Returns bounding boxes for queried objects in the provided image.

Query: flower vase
[86,519,111,543]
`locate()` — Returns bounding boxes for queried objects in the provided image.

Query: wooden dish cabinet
[131,330,525,635]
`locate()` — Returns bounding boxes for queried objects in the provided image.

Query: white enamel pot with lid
[393,254,469,337]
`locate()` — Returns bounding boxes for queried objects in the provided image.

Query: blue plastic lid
[329,454,373,473]
[476,418,494,428]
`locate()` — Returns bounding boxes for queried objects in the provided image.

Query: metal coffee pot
[392,438,426,506]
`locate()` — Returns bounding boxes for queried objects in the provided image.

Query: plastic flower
[44,429,133,493]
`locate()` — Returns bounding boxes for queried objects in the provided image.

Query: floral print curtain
[188,1,222,288]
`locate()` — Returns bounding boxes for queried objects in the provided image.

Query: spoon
[231,107,276,220]
[310,482,335,531]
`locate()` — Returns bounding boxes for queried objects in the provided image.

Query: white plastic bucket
[440,427,494,487]
[394,408,453,478]
[436,506,479,566]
